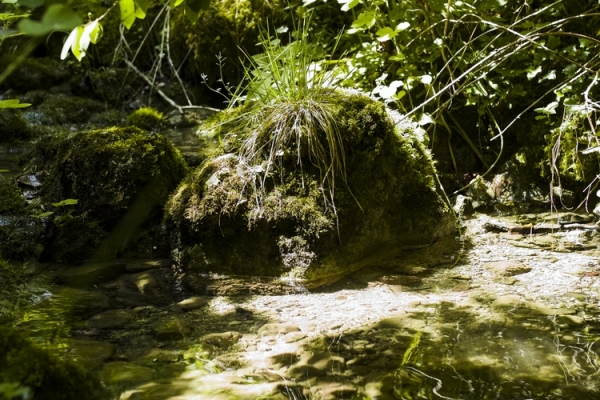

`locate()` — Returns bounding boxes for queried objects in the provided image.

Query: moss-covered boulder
[127,107,166,132]
[166,92,456,287]
[170,0,285,89]
[0,326,108,400]
[0,109,33,142]
[26,126,188,262]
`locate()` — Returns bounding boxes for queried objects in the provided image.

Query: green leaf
[119,0,136,29]
[0,12,29,20]
[510,84,526,96]
[184,0,210,23]
[33,211,54,218]
[52,199,78,207]
[376,27,396,42]
[351,11,376,29]
[338,0,359,12]
[135,0,150,19]
[0,99,31,108]
[1,0,19,4]
[18,4,81,36]
[170,0,184,6]
[18,0,43,8]
[526,65,542,80]
[0,169,9,173]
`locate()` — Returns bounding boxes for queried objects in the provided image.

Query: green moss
[127,107,166,132]
[0,57,72,93]
[36,94,104,125]
[0,109,32,142]
[0,175,26,215]
[170,0,286,88]
[0,326,108,400]
[26,126,188,262]
[166,91,455,284]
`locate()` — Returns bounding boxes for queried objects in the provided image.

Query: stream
[11,214,600,400]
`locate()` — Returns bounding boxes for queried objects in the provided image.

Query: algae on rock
[25,126,188,262]
[0,325,108,400]
[166,92,456,287]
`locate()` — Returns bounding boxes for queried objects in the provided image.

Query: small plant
[127,107,167,132]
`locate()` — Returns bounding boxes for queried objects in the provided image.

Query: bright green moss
[127,107,167,132]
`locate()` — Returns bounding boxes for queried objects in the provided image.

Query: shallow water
[12,250,600,400]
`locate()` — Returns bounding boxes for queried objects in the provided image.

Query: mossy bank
[166,91,457,287]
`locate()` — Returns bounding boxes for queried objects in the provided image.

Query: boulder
[24,126,188,262]
[166,92,456,287]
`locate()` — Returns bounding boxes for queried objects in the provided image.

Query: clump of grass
[227,17,347,213]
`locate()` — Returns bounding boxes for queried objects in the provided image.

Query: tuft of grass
[226,17,347,213]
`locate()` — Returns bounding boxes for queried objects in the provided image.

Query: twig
[123,59,220,113]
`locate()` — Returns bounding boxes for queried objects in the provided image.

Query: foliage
[299,0,600,195]
[0,0,211,62]
[226,19,346,211]
[0,325,108,400]
[127,106,166,131]
[169,0,286,89]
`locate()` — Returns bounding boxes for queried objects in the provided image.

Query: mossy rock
[0,109,33,142]
[127,107,166,132]
[170,0,286,89]
[34,94,105,125]
[166,92,457,287]
[26,126,188,262]
[0,57,72,93]
[70,68,145,106]
[0,325,108,400]
[0,175,26,214]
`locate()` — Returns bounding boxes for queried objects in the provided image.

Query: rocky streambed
[11,211,600,399]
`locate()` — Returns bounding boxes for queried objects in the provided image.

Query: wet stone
[484,260,532,276]
[283,331,307,343]
[379,275,422,285]
[177,296,210,311]
[557,315,585,326]
[101,361,156,388]
[151,318,187,341]
[87,309,134,330]
[201,331,242,348]
[269,352,298,368]
[286,364,325,379]
[493,276,518,285]
[55,260,127,287]
[65,339,115,370]
[258,323,301,336]
[56,288,111,318]
[125,259,171,273]
[215,352,247,369]
[491,295,521,309]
